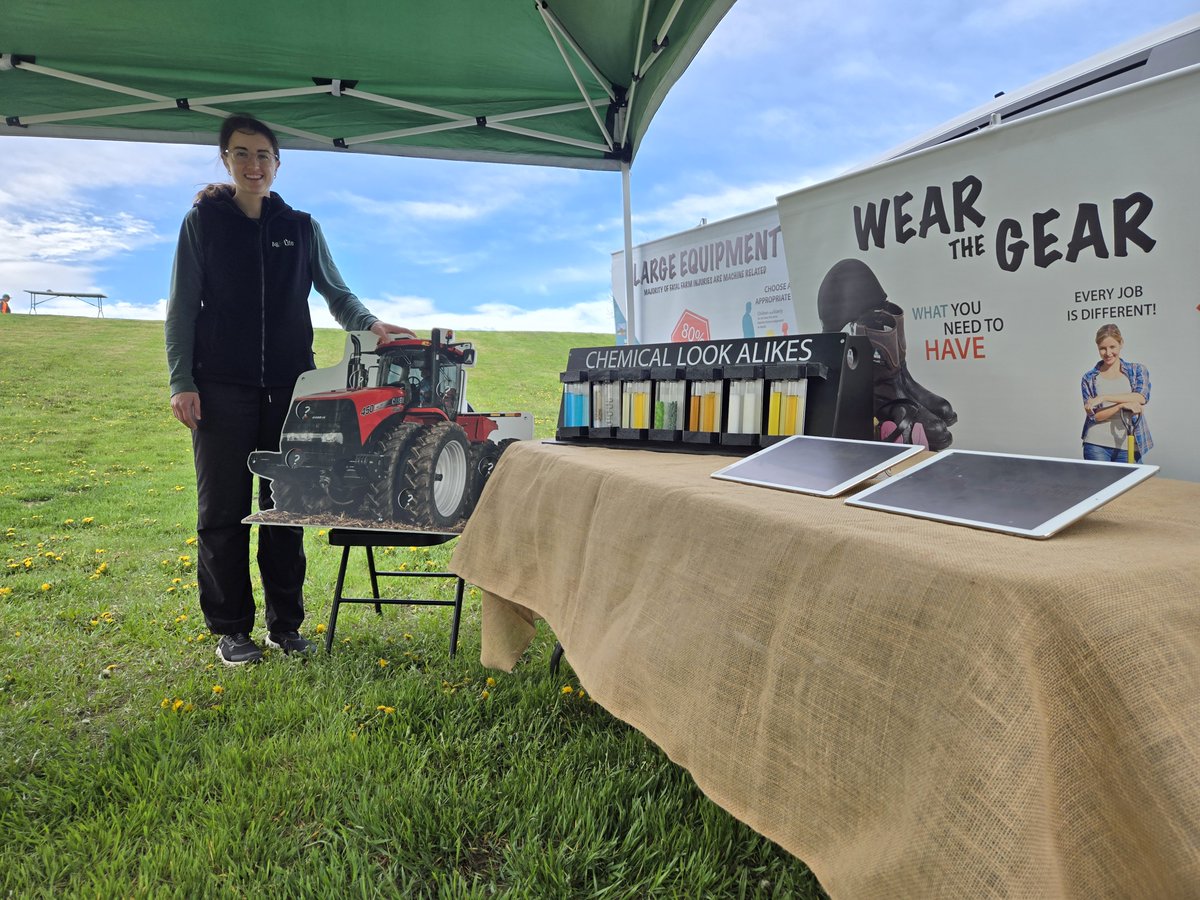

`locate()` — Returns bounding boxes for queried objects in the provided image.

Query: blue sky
[1,0,1195,332]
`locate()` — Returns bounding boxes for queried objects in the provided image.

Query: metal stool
[325,529,465,656]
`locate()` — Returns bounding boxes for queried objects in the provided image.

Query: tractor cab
[348,327,475,420]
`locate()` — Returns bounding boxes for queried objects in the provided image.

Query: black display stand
[555,333,873,450]
[325,529,464,656]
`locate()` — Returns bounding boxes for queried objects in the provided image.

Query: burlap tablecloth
[450,440,1200,899]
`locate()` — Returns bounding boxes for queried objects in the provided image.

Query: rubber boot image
[850,309,953,451]
[876,301,957,426]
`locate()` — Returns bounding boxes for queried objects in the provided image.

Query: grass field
[0,316,825,898]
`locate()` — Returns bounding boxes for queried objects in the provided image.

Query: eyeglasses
[224,148,278,165]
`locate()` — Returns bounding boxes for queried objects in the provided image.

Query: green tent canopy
[0,0,734,170]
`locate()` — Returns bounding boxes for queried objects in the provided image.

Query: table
[450,440,1200,899]
[26,290,106,316]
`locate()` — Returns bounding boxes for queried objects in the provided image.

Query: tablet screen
[711,435,923,497]
[845,449,1158,538]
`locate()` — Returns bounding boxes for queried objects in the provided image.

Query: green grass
[0,316,825,898]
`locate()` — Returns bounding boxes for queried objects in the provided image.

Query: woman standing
[166,114,410,666]
[1080,323,1152,463]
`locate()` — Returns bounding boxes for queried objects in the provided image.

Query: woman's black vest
[192,189,316,389]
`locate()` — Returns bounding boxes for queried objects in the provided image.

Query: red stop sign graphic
[671,310,710,343]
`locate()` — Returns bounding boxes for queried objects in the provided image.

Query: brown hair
[1095,323,1123,345]
[195,114,280,202]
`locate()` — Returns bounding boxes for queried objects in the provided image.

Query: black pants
[192,381,304,635]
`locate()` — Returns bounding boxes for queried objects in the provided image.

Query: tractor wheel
[463,441,503,517]
[363,424,420,523]
[267,475,304,516]
[400,422,471,529]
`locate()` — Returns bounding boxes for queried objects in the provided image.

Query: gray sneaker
[265,631,313,656]
[216,633,264,666]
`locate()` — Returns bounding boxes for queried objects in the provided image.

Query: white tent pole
[536,4,618,101]
[489,121,609,153]
[622,162,636,343]
[619,0,653,147]
[655,0,687,45]
[541,21,613,149]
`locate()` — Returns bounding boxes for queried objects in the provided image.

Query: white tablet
[845,449,1158,538]
[711,435,923,497]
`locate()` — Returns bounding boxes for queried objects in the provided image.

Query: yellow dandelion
[212,685,224,695]
[377,705,395,714]
[160,697,171,708]
[378,658,389,668]
[172,699,184,711]
[577,689,587,699]
[0,587,11,596]
[185,537,197,546]
[480,689,490,700]
[105,664,118,672]
[96,562,108,574]
[486,677,496,687]
[22,558,32,568]
[343,704,352,712]
[40,583,51,592]
[90,619,99,626]
[561,685,573,695]
[64,518,75,525]
[315,623,327,634]
[95,548,106,554]
[82,517,94,524]
[196,633,207,642]
[403,632,413,641]
[317,529,327,536]
[174,485,184,492]
[172,577,181,584]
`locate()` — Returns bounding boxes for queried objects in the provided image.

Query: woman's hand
[171,391,202,430]
[369,321,417,341]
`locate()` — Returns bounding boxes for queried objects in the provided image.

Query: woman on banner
[1080,323,1152,463]
[165,114,412,667]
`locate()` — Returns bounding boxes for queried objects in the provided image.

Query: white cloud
[5,297,164,320]
[524,265,606,295]
[633,172,840,237]
[699,0,867,61]
[329,164,582,226]
[0,137,210,206]
[0,137,201,300]
[964,0,1086,29]
[309,294,613,334]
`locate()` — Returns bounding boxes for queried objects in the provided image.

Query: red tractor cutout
[249,328,532,530]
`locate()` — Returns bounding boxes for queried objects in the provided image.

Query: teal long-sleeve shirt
[165,206,379,397]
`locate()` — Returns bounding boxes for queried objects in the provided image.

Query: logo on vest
[270,239,296,248]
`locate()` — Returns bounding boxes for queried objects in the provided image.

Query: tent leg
[622,162,635,343]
